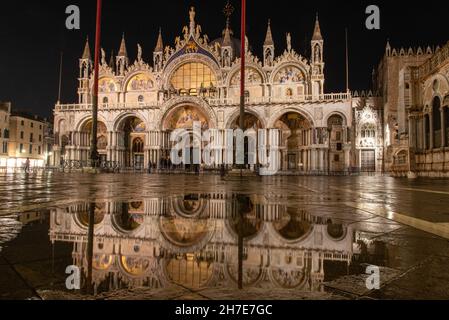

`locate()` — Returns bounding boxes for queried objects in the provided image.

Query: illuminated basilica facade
[53,7,385,174]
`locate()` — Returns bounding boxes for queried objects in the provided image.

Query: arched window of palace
[138,95,145,103]
[102,97,109,105]
[230,68,263,86]
[170,62,217,94]
[127,74,154,91]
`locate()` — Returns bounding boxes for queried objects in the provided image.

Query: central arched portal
[274,112,312,172]
[162,105,211,170]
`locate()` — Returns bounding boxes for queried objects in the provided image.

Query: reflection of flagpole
[239,0,246,131]
[90,0,102,165]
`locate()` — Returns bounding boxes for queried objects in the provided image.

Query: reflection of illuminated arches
[326,219,347,241]
[171,194,207,218]
[271,208,313,243]
[224,253,265,287]
[164,255,215,289]
[111,203,144,234]
[162,105,210,131]
[268,267,308,289]
[92,254,113,271]
[74,203,105,229]
[118,256,151,277]
[159,216,212,248]
[225,196,263,241]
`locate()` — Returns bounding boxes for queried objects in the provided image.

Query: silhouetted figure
[24,158,30,173]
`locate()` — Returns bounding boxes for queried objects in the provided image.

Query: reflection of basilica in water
[53,6,385,174]
[49,194,354,294]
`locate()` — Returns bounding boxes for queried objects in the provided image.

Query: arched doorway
[80,120,108,162]
[116,116,146,168]
[274,112,312,171]
[327,115,345,172]
[162,105,210,170]
[231,113,264,168]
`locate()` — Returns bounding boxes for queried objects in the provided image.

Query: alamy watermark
[66,5,80,30]
[365,5,381,30]
[365,265,381,290]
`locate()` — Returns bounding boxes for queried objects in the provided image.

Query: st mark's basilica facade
[54,7,395,175]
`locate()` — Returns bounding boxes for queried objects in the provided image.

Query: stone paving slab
[323,266,403,297]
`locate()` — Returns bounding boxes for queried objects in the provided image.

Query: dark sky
[0,0,448,118]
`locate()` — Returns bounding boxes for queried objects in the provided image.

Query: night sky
[0,0,448,118]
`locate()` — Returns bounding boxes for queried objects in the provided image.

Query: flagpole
[345,28,349,93]
[239,0,246,131]
[90,0,102,165]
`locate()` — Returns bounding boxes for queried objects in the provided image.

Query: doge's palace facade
[53,7,383,174]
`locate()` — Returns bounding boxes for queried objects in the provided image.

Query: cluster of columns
[410,105,449,151]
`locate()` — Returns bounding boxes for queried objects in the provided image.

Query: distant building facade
[375,41,449,177]
[0,102,11,166]
[7,112,52,168]
[53,7,384,175]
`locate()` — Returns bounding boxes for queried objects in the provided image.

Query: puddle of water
[0,193,396,299]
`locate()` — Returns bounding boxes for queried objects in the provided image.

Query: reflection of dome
[120,256,150,276]
[273,209,312,241]
[112,203,143,233]
[165,255,213,289]
[160,217,210,247]
[93,254,113,271]
[327,220,346,240]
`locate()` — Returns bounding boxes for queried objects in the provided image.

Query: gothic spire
[109,50,115,68]
[223,24,232,47]
[82,37,91,60]
[264,20,274,46]
[312,14,323,41]
[155,28,164,52]
[118,33,128,57]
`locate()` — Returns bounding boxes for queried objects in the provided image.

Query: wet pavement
[1,172,449,300]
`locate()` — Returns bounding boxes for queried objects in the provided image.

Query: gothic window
[286,88,293,96]
[132,137,144,153]
[170,62,217,93]
[138,95,145,103]
[102,97,109,105]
